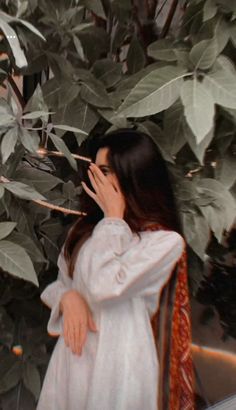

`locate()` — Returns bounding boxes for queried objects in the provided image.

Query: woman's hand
[60,289,97,356]
[81,163,126,219]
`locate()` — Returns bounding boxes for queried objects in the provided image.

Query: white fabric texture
[37,217,184,410]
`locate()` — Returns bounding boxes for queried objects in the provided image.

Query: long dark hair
[64,128,182,277]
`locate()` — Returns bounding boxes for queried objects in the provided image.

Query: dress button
[116,269,126,284]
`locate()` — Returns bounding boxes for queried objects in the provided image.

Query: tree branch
[0,176,87,216]
[7,75,25,109]
[160,0,179,38]
[37,148,91,163]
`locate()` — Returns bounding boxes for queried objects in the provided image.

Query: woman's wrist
[104,212,124,219]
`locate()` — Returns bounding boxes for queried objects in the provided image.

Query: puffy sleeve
[80,217,184,304]
[40,246,72,336]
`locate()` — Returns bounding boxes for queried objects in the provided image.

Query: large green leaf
[53,124,88,135]
[0,18,27,68]
[203,69,236,109]
[182,211,210,259]
[214,18,230,54]
[0,99,16,128]
[230,25,236,47]
[0,185,4,199]
[163,101,186,156]
[0,240,38,285]
[127,36,146,74]
[51,97,99,140]
[147,39,177,62]
[3,182,46,201]
[190,38,218,70]
[92,59,122,89]
[203,0,217,21]
[215,153,236,189]
[180,78,215,143]
[13,167,62,193]
[0,11,45,41]
[0,222,17,240]
[48,132,77,171]
[184,125,214,165]
[0,353,22,394]
[0,127,18,164]
[80,78,111,108]
[82,0,106,19]
[7,231,46,263]
[72,34,85,61]
[196,178,236,241]
[117,66,187,118]
[23,84,48,118]
[21,111,53,120]
[23,362,41,400]
[19,128,40,153]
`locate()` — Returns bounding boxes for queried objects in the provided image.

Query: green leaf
[23,362,41,400]
[23,84,48,117]
[182,211,210,259]
[48,132,77,171]
[127,36,146,74]
[51,97,98,139]
[1,127,18,163]
[0,114,16,127]
[163,101,186,156]
[147,39,177,62]
[180,78,215,143]
[215,153,236,189]
[230,25,236,47]
[3,182,46,201]
[0,185,4,199]
[203,0,217,21]
[190,38,218,70]
[214,18,230,54]
[196,178,236,240]
[92,59,122,88]
[0,222,17,240]
[14,167,62,193]
[214,55,235,74]
[203,69,236,109]
[0,307,14,348]
[0,10,46,41]
[0,100,16,127]
[118,66,187,118]
[73,34,85,61]
[0,18,27,68]
[184,125,214,165]
[80,78,111,108]
[0,240,38,285]
[81,0,106,19]
[53,124,88,135]
[17,18,46,41]
[0,354,22,394]
[8,231,46,263]
[19,128,40,153]
[21,111,54,119]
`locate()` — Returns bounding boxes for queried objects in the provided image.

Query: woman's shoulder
[140,229,185,251]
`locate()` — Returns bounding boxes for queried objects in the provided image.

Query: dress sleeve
[40,246,72,336]
[81,217,184,304]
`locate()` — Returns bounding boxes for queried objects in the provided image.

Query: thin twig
[0,176,87,216]
[37,148,92,163]
[160,0,179,38]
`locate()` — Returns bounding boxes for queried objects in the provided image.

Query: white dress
[37,217,184,410]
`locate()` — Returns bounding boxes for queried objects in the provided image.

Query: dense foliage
[0,0,235,407]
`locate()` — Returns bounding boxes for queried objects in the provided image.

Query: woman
[37,129,194,410]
